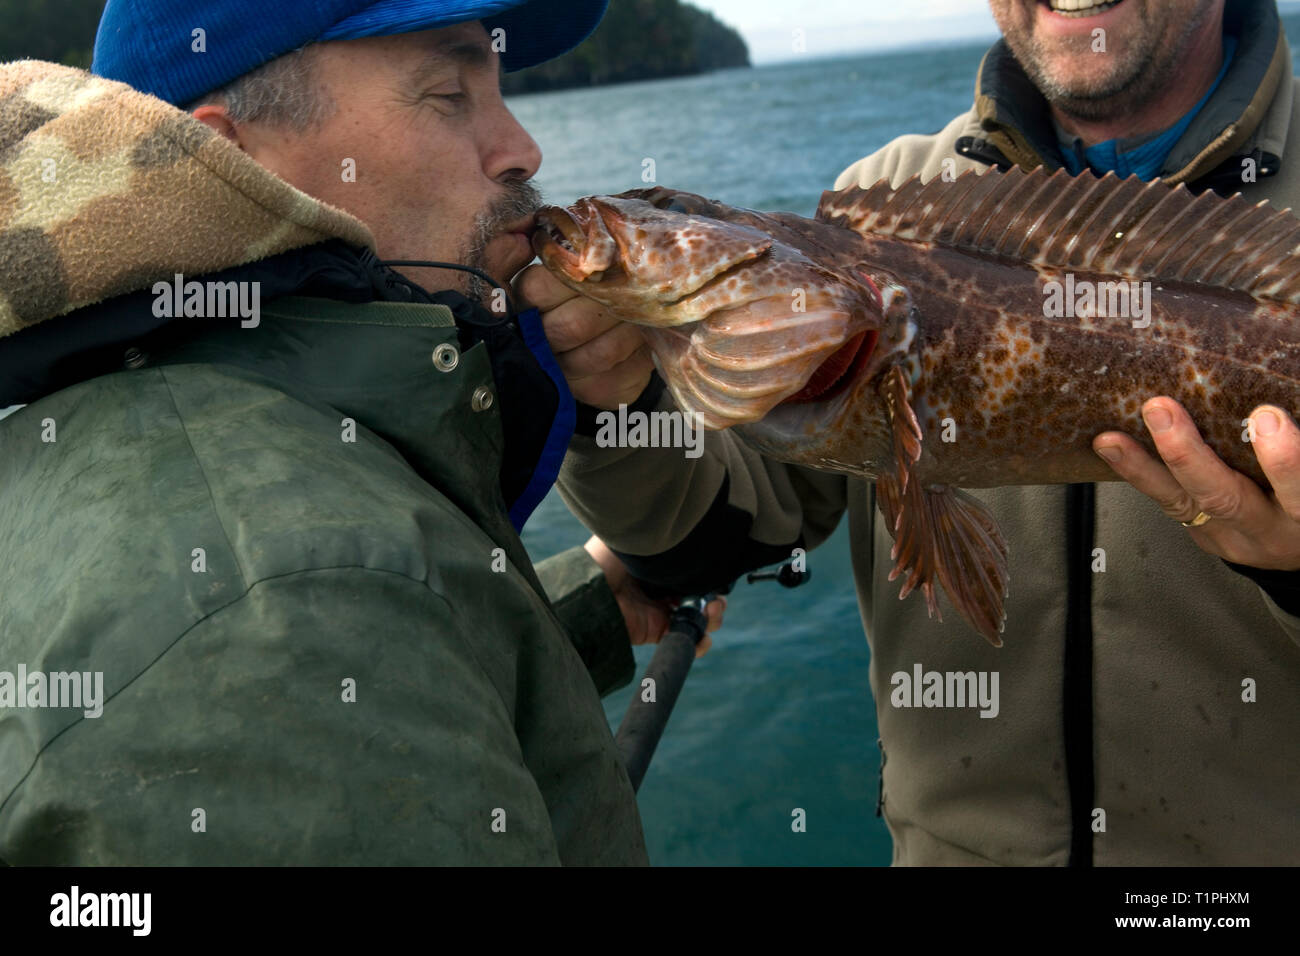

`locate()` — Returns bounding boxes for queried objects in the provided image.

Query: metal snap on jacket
[432,344,459,372]
[471,386,493,412]
[123,347,146,369]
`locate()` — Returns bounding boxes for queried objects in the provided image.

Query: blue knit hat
[92,0,607,106]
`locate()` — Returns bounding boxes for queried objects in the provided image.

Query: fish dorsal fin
[817,166,1300,305]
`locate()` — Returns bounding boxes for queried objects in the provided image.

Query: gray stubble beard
[461,179,545,305]
[1006,0,1220,123]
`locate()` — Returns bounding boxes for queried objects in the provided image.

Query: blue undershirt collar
[1057,34,1237,179]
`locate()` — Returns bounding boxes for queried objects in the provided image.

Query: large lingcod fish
[532,167,1300,645]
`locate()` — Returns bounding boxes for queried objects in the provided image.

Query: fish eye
[649,192,691,213]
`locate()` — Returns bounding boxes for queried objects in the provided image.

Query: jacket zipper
[1064,483,1096,866]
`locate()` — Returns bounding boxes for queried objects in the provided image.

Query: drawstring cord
[358,248,518,318]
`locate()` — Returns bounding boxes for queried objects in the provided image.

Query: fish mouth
[533,202,617,282]
[535,207,582,256]
[533,206,584,275]
[780,329,877,405]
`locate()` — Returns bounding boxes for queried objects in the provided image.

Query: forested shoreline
[502,0,750,94]
[0,0,750,92]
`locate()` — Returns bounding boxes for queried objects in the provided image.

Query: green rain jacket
[0,63,648,865]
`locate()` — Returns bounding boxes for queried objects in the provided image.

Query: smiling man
[530,0,1300,865]
[995,0,1226,141]
[0,0,706,865]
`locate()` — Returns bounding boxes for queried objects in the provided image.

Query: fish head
[533,188,893,431]
[533,192,774,310]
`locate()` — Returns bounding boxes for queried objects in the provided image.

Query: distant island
[0,0,749,93]
[502,0,750,95]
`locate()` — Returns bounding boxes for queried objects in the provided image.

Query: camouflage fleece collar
[0,60,375,340]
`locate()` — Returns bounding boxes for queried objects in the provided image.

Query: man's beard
[1002,0,1218,121]
[459,179,545,303]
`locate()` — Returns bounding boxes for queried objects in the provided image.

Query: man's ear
[191,104,243,147]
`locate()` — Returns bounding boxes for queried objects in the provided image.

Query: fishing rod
[614,554,812,793]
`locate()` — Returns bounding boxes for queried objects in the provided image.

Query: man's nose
[485,104,542,183]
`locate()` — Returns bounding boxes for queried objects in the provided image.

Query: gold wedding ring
[1181,511,1213,528]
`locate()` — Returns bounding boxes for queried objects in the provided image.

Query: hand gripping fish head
[533,188,898,431]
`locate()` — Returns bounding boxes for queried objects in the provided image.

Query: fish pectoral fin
[882,365,922,493]
[876,478,1010,647]
[877,364,1009,646]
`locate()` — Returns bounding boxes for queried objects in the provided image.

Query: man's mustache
[479,180,545,237]
[460,180,545,298]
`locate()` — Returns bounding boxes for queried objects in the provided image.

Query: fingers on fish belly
[875,366,1010,646]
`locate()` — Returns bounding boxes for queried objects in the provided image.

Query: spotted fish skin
[751,232,1297,490]
[533,167,1300,645]
[806,168,1300,491]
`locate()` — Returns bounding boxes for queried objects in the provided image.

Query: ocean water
[510,23,1300,866]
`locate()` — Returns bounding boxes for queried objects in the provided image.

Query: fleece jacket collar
[0,60,373,339]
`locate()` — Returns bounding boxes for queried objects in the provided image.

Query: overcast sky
[691,0,997,63]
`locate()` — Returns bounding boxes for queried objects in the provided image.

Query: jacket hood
[0,60,374,339]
